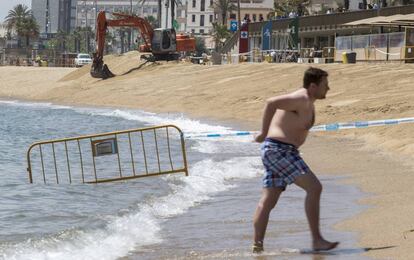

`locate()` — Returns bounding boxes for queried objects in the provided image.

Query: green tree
[104,31,117,54]
[144,15,158,28]
[5,4,39,47]
[211,22,231,50]
[195,37,207,56]
[273,0,309,17]
[213,0,237,26]
[67,27,83,53]
[55,30,67,51]
[65,26,94,53]
[80,26,95,53]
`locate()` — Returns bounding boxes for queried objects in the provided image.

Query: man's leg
[253,187,283,250]
[294,171,339,251]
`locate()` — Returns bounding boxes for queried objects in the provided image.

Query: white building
[0,23,7,38]
[184,0,215,35]
[229,0,273,23]
[74,0,162,30]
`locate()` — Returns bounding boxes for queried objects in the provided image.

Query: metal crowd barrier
[26,125,188,184]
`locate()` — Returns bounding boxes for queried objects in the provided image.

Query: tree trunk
[171,0,175,28]
[158,0,162,28]
[237,0,241,28]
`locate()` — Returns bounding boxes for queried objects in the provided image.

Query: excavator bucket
[90,56,115,79]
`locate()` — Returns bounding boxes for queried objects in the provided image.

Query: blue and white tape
[311,117,414,132]
[184,117,414,139]
[185,131,255,139]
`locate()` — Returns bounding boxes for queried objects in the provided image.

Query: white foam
[1,157,261,260]
[0,100,71,110]
[0,100,234,136]
[86,108,232,134]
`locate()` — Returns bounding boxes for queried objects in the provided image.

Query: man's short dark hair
[303,67,328,89]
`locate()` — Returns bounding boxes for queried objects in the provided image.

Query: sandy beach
[1,52,414,259]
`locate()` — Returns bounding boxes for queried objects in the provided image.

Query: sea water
[0,100,369,259]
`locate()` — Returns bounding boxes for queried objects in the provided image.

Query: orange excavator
[91,11,196,79]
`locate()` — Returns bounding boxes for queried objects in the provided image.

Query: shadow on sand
[298,245,397,259]
[119,60,152,76]
[251,245,396,260]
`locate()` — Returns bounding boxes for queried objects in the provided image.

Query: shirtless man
[252,67,339,253]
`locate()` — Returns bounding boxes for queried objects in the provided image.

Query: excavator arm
[91,11,155,79]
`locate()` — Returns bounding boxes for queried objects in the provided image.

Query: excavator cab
[151,28,178,59]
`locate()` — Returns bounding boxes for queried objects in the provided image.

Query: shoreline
[1,60,414,259]
[0,98,369,259]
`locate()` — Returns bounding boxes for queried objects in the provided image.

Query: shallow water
[0,100,368,259]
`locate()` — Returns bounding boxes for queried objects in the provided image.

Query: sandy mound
[59,51,178,83]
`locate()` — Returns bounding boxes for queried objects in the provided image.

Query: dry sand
[1,51,414,259]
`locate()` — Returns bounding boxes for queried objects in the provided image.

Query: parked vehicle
[75,53,92,67]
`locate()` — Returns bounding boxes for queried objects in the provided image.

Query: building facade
[32,0,75,35]
[228,0,273,23]
[184,0,215,34]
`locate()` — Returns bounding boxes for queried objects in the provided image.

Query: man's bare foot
[252,241,264,253]
[313,239,339,251]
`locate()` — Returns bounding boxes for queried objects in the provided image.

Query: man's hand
[254,132,266,143]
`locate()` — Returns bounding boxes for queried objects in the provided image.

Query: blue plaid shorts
[261,138,311,190]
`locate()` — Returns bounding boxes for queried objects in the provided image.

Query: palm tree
[138,0,163,27]
[67,27,83,53]
[212,22,231,50]
[213,0,237,26]
[139,0,181,28]
[20,15,39,47]
[5,4,38,47]
[55,30,67,51]
[273,0,309,17]
[145,15,158,28]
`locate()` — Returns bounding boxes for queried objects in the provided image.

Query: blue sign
[262,21,272,50]
[240,31,248,39]
[230,20,238,32]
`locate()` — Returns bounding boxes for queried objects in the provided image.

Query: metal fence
[27,125,188,184]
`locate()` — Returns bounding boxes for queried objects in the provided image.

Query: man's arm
[255,93,303,143]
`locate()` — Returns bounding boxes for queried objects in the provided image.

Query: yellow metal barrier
[27,125,188,184]
[364,45,377,60]
[404,46,414,62]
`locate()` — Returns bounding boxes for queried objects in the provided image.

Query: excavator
[90,11,196,79]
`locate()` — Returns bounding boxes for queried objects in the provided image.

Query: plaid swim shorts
[261,138,311,190]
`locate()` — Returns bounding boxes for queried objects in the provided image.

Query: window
[192,0,196,8]
[191,29,195,34]
[200,15,205,26]
[209,14,213,23]
[192,15,196,22]
[200,29,204,34]
[210,0,213,7]
[253,14,257,22]
[201,0,205,11]
[162,30,171,49]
